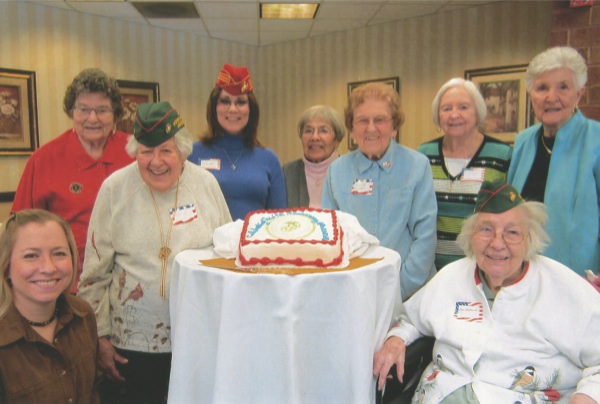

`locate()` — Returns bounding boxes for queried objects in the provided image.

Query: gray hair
[431,78,487,128]
[297,105,346,142]
[456,202,550,261]
[525,46,587,92]
[126,127,194,159]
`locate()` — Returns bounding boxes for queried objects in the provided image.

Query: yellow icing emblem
[509,191,516,202]
[165,123,172,134]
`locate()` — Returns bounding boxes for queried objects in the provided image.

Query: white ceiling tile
[195,2,258,19]
[317,3,381,19]
[259,19,313,32]
[147,18,208,33]
[66,1,144,21]
[204,18,256,31]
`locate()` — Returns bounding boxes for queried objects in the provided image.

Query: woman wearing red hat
[188,63,286,220]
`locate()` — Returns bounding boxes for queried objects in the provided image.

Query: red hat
[216,63,253,95]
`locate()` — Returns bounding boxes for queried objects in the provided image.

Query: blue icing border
[247,212,330,240]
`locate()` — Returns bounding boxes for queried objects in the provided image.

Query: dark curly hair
[63,68,124,120]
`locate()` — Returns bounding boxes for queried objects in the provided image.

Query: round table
[168,246,401,403]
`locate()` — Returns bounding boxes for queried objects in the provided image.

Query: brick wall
[551,0,600,120]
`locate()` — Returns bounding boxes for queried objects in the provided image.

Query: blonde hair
[0,209,78,318]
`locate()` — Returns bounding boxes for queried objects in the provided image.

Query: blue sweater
[188,134,286,220]
[508,111,600,275]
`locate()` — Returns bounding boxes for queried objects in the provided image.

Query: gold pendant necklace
[541,135,552,155]
[148,178,180,299]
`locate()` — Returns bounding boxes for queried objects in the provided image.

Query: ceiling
[24,0,498,47]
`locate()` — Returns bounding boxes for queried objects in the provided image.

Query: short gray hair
[126,127,194,159]
[431,78,487,128]
[297,105,346,142]
[525,46,587,92]
[456,202,550,261]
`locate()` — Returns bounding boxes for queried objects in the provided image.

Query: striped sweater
[418,135,512,270]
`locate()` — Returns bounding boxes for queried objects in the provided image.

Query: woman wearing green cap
[78,101,231,403]
[374,180,600,404]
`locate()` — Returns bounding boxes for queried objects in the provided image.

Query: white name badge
[351,179,374,195]
[200,158,221,170]
[461,167,485,182]
[171,204,198,225]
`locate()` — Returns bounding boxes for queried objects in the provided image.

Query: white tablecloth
[168,246,401,404]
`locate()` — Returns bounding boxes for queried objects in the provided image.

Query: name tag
[200,158,221,170]
[171,204,198,225]
[461,168,485,182]
[351,179,374,195]
[454,301,483,322]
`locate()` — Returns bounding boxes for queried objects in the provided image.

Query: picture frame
[465,64,534,144]
[116,80,160,134]
[346,76,400,150]
[0,68,38,155]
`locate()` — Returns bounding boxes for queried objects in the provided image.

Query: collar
[303,152,338,177]
[0,294,88,347]
[473,261,530,289]
[354,143,395,174]
[215,133,247,151]
[71,129,120,170]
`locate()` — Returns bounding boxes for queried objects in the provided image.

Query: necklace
[23,308,58,327]
[219,148,244,170]
[148,178,180,299]
[541,135,552,155]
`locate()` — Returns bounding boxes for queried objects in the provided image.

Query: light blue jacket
[322,142,437,300]
[508,111,600,275]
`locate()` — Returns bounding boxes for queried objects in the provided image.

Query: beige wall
[0,1,550,218]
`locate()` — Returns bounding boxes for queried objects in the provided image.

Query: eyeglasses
[353,116,391,129]
[474,226,528,244]
[301,125,334,137]
[73,105,113,118]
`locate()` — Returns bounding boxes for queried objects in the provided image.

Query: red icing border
[239,208,344,267]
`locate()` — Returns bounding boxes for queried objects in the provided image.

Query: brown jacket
[0,294,100,403]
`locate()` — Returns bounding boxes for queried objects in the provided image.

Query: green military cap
[133,101,185,147]
[474,180,525,214]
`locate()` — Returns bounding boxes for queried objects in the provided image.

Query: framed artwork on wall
[465,64,534,144]
[346,76,400,150]
[116,80,160,134]
[0,68,38,155]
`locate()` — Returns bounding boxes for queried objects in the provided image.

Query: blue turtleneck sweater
[188,133,286,220]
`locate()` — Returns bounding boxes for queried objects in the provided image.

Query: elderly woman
[283,105,345,208]
[419,78,512,270]
[0,209,99,403]
[374,180,600,403]
[508,46,600,276]
[188,63,286,220]
[12,68,134,292]
[77,102,231,403]
[322,82,437,300]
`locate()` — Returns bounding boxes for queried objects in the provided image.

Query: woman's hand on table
[99,337,128,382]
[373,336,406,391]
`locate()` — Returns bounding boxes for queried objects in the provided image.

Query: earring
[436,126,442,134]
[6,278,12,287]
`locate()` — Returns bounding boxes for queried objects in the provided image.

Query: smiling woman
[0,209,100,403]
[187,63,287,220]
[283,105,345,208]
[77,101,231,403]
[10,68,135,293]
